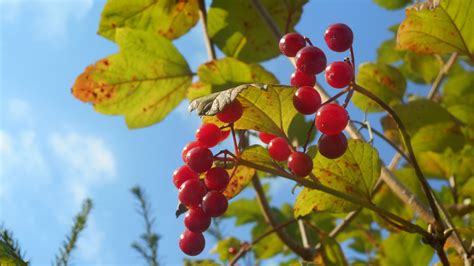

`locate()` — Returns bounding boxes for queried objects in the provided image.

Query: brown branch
[197,0,216,60]
[428,53,458,99]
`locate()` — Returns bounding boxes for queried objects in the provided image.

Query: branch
[198,0,216,60]
[428,53,458,99]
[54,199,93,266]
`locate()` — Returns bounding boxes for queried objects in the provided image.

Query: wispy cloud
[5,98,34,125]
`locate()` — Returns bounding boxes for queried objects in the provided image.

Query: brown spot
[111,23,117,28]
[102,59,110,66]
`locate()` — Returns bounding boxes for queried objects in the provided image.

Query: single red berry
[268,137,292,161]
[204,167,230,191]
[318,133,348,159]
[182,141,204,162]
[185,147,213,173]
[290,70,316,88]
[195,123,221,148]
[179,229,205,256]
[202,191,228,217]
[228,246,238,255]
[178,179,207,208]
[324,23,353,52]
[219,130,230,142]
[295,46,327,75]
[173,165,199,189]
[325,61,353,89]
[184,207,211,233]
[259,132,277,144]
[216,100,243,124]
[315,103,349,135]
[287,152,313,177]
[293,86,322,115]
[279,33,306,57]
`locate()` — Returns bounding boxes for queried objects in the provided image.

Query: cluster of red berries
[173,100,244,256]
[278,23,354,159]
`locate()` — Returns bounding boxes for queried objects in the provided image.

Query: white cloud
[5,98,33,125]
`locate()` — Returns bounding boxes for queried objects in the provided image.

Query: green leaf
[72,29,192,129]
[183,259,220,266]
[294,140,381,216]
[443,71,474,107]
[398,52,443,84]
[212,237,241,262]
[189,84,298,137]
[208,0,308,63]
[224,198,263,225]
[373,0,411,10]
[223,165,256,199]
[352,62,406,112]
[188,57,278,100]
[380,233,434,266]
[397,0,474,61]
[287,114,316,147]
[318,238,348,266]
[411,122,465,153]
[0,241,27,266]
[251,222,285,259]
[377,39,403,64]
[98,0,199,41]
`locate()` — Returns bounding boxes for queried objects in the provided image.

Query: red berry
[268,137,292,161]
[324,23,353,52]
[290,70,316,88]
[173,165,199,189]
[182,141,204,162]
[318,133,348,159]
[196,123,221,148]
[287,151,313,177]
[325,61,353,89]
[179,229,205,256]
[216,100,243,124]
[220,130,230,142]
[279,33,306,57]
[258,132,277,144]
[295,46,327,75]
[184,207,211,233]
[178,179,207,208]
[228,246,238,255]
[293,86,322,115]
[185,147,213,173]
[202,191,228,217]
[315,103,349,135]
[204,167,230,191]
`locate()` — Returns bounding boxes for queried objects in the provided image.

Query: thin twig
[427,53,458,99]
[197,0,216,60]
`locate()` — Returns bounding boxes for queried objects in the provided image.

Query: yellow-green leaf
[212,237,241,262]
[353,62,406,112]
[72,29,192,129]
[98,0,199,41]
[373,0,411,10]
[397,0,474,60]
[380,233,434,266]
[294,140,381,216]
[223,164,256,199]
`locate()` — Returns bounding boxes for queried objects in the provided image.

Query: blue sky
[0,0,409,265]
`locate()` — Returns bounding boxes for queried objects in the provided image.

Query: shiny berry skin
[295,46,327,75]
[173,165,199,189]
[293,86,322,115]
[216,100,243,124]
[318,133,348,159]
[228,246,238,255]
[325,61,353,89]
[204,167,230,191]
[259,132,277,144]
[184,207,211,233]
[268,137,292,161]
[179,229,205,256]
[178,179,207,208]
[220,130,230,142]
[202,191,228,217]
[315,103,349,135]
[279,33,306,57]
[182,141,204,162]
[195,123,221,148]
[287,152,313,177]
[324,23,353,52]
[185,147,214,173]
[290,70,316,88]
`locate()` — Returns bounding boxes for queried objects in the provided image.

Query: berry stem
[304,37,313,46]
[230,123,240,157]
[320,88,349,107]
[342,89,354,108]
[349,46,355,79]
[302,118,315,152]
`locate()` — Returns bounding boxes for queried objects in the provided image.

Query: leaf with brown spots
[397,0,474,61]
[72,29,192,129]
[98,0,199,41]
[223,165,256,199]
[294,140,381,217]
[352,62,406,112]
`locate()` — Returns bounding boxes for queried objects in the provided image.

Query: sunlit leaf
[212,237,241,262]
[380,233,434,266]
[98,0,199,41]
[398,53,443,84]
[223,165,256,199]
[72,29,192,128]
[377,39,403,64]
[411,122,465,153]
[373,0,411,10]
[183,259,220,266]
[319,238,348,266]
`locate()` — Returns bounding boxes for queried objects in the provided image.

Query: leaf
[443,71,474,124]
[0,241,27,266]
[398,52,443,84]
[72,29,192,129]
[373,0,411,10]
[352,62,406,112]
[287,114,316,147]
[188,57,278,100]
[183,259,220,266]
[189,84,298,137]
[317,238,348,266]
[251,222,285,259]
[98,0,199,41]
[223,165,256,199]
[377,39,403,64]
[212,237,241,262]
[380,233,434,266]
[294,140,381,216]
[411,122,465,153]
[397,0,474,60]
[223,198,263,225]
[208,0,308,63]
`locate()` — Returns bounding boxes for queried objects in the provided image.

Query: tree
[68,0,473,265]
